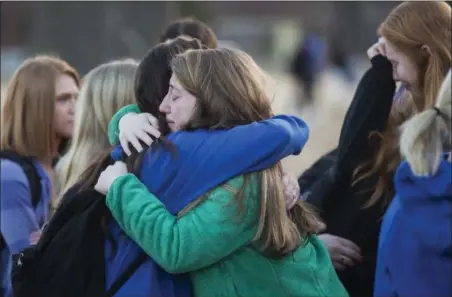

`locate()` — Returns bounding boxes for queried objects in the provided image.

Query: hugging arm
[109,104,310,174]
[106,174,258,273]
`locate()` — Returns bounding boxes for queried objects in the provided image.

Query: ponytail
[400,69,452,176]
[422,50,450,109]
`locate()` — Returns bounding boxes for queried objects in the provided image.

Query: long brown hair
[354,1,451,208]
[171,48,322,258]
[79,38,204,190]
[1,55,80,161]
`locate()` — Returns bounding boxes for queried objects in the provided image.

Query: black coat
[302,55,396,297]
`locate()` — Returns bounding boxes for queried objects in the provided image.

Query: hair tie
[433,106,442,116]
[432,106,449,122]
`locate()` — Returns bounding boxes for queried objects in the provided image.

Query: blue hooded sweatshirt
[374,156,452,297]
[104,115,310,297]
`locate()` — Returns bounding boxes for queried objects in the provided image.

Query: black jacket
[303,55,396,297]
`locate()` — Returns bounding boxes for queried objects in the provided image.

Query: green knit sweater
[106,174,349,297]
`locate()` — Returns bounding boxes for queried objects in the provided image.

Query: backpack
[11,181,147,297]
[0,150,42,250]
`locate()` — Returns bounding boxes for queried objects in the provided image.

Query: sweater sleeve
[189,115,310,174]
[0,162,40,253]
[106,173,258,273]
[335,55,396,176]
[108,104,141,145]
[109,104,309,165]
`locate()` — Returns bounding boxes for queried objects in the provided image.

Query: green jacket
[107,174,349,297]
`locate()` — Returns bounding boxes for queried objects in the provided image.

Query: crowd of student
[0,2,451,297]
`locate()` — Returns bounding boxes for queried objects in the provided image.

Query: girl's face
[385,41,419,88]
[54,74,79,138]
[159,74,197,132]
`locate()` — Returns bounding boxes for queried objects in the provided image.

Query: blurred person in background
[54,59,138,208]
[300,1,451,296]
[329,35,355,83]
[160,17,218,49]
[94,47,347,297]
[290,32,327,105]
[374,68,451,297]
[0,55,79,297]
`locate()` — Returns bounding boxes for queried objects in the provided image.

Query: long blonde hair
[354,1,451,208]
[172,48,322,258]
[1,55,80,161]
[400,69,451,176]
[55,59,138,200]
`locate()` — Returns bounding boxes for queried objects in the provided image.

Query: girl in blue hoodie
[374,69,452,297]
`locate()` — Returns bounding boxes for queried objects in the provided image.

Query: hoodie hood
[395,160,452,201]
[394,159,452,252]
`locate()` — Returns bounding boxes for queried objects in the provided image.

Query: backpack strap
[106,251,148,296]
[0,150,42,208]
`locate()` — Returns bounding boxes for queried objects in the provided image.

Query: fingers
[375,37,385,56]
[137,130,153,146]
[367,42,383,60]
[118,112,161,156]
[145,113,160,129]
[332,244,362,264]
[367,45,380,59]
[331,251,359,269]
[119,130,155,156]
[336,237,362,255]
[337,254,355,267]
[120,135,132,156]
[142,124,161,139]
[367,37,388,59]
[342,246,362,263]
[327,235,363,267]
[128,135,144,154]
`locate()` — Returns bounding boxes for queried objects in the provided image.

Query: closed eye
[57,93,76,102]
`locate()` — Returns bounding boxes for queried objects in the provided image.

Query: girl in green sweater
[95,48,349,297]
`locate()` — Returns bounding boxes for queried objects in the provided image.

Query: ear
[421,45,432,56]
